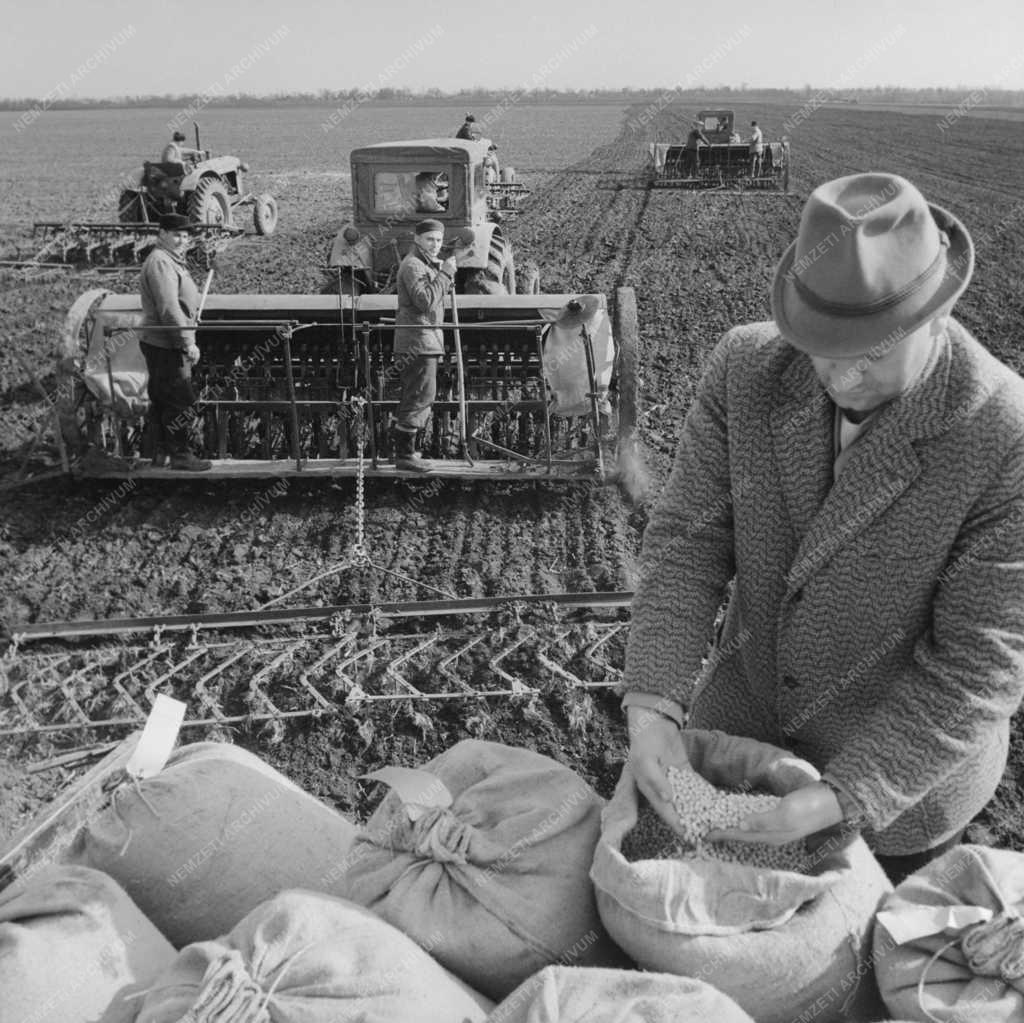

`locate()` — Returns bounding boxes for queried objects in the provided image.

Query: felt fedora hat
[771,173,973,358]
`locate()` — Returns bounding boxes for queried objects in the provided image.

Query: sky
[2,0,1023,99]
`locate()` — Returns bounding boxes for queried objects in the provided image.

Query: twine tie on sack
[110,773,162,857]
[174,943,314,1023]
[916,911,1024,1023]
[411,807,472,864]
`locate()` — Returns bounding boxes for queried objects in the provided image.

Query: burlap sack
[0,864,175,1023]
[487,965,756,1023]
[67,741,359,947]
[137,889,492,1023]
[875,844,1024,1022]
[590,728,891,1023]
[342,739,629,1000]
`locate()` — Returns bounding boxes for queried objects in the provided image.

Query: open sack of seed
[136,889,493,1023]
[590,728,892,1023]
[66,741,359,947]
[486,965,756,1023]
[0,865,176,1023]
[874,844,1024,1022]
[340,739,630,1001]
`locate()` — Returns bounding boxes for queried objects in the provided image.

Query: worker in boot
[139,212,211,471]
[393,219,457,472]
[623,173,1024,885]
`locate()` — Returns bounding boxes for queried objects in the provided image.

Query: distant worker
[393,219,458,472]
[483,144,500,185]
[138,213,211,472]
[749,120,764,177]
[684,120,711,178]
[161,131,203,166]
[455,113,481,141]
[414,172,445,213]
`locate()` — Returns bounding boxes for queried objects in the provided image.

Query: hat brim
[771,203,974,358]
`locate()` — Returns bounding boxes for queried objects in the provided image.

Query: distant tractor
[327,138,533,297]
[28,124,277,269]
[647,109,790,192]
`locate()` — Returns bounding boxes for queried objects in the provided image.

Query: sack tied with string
[874,844,1024,1022]
[0,865,176,1023]
[486,965,756,1023]
[340,739,630,1000]
[590,728,892,1023]
[136,889,493,1023]
[66,741,359,947]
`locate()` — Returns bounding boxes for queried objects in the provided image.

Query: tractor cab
[696,110,737,143]
[328,139,517,296]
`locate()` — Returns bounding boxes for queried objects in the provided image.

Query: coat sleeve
[400,258,450,315]
[621,331,739,707]
[149,257,195,348]
[823,432,1024,832]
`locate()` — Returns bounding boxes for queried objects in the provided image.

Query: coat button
[782,674,799,689]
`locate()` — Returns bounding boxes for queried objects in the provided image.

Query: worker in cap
[455,112,481,141]
[161,130,203,165]
[138,211,210,470]
[623,172,1024,885]
[392,219,458,472]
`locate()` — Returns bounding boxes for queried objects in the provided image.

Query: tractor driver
[392,219,458,472]
[161,131,203,166]
[413,172,445,213]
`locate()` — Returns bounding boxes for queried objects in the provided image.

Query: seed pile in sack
[0,864,176,1023]
[874,844,1024,1022]
[341,739,630,1000]
[66,741,359,947]
[590,727,892,1023]
[486,965,756,1023]
[136,889,492,1023]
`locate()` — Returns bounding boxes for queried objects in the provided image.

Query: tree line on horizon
[3,84,1023,111]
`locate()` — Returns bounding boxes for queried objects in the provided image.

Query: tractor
[646,109,790,192]
[28,125,277,269]
[326,138,533,298]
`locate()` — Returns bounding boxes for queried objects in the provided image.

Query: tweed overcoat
[622,318,1024,855]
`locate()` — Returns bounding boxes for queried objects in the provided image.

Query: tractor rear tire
[462,228,512,295]
[254,193,278,235]
[189,177,232,227]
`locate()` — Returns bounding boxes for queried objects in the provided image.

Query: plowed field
[2,101,1023,851]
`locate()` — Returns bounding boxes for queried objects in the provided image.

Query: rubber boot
[394,428,431,473]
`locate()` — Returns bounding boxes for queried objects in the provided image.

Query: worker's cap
[158,212,195,232]
[415,219,445,235]
[465,113,476,121]
[172,131,187,141]
[751,121,758,126]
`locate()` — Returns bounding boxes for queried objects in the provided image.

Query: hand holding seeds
[626,705,694,835]
[703,782,843,846]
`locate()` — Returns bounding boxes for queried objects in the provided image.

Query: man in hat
[622,173,1024,884]
[161,130,203,166]
[392,219,458,472]
[683,120,711,178]
[138,212,211,471]
[413,171,445,213]
[455,113,481,141]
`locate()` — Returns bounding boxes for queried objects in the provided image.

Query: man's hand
[183,342,200,365]
[626,706,690,833]
[704,782,843,846]
[440,256,457,279]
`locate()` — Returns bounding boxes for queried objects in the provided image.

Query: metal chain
[350,396,369,566]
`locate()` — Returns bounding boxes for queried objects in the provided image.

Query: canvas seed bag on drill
[590,728,891,1023]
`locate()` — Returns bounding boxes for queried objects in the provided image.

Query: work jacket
[139,244,200,350]
[395,247,452,357]
[622,319,1024,855]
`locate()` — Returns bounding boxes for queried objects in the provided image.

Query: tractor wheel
[117,190,144,223]
[254,193,278,235]
[188,177,232,227]
[612,286,638,444]
[462,228,512,294]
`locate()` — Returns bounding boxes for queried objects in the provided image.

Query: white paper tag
[125,695,186,780]
[877,905,994,945]
[360,766,453,822]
